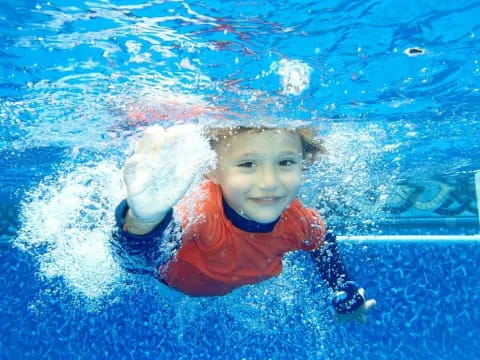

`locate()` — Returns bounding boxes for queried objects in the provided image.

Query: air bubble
[404,47,426,57]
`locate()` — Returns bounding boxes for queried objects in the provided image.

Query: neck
[222,197,279,233]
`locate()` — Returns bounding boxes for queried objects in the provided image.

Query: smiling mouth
[250,197,283,205]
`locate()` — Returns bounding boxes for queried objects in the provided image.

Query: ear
[205,169,220,184]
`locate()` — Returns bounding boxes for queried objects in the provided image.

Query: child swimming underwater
[112,124,376,323]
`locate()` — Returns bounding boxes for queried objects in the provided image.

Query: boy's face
[209,129,303,223]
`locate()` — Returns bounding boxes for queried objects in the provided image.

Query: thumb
[364,299,377,311]
[123,154,151,196]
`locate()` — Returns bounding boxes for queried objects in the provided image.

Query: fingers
[364,299,377,311]
[167,123,201,138]
[333,310,345,323]
[334,311,364,324]
[135,125,165,155]
[358,288,366,298]
[333,289,377,325]
[357,288,376,311]
[123,154,151,196]
[134,124,203,162]
[123,154,142,183]
[353,297,376,324]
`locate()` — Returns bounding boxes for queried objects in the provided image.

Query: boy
[112,124,376,323]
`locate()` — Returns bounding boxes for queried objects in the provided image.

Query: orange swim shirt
[159,181,326,296]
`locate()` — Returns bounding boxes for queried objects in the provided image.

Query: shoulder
[175,180,222,216]
[285,199,324,224]
[282,199,326,250]
[174,180,226,248]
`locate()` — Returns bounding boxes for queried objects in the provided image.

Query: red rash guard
[158,181,326,296]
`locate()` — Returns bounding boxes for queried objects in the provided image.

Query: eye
[238,161,255,168]
[279,159,297,166]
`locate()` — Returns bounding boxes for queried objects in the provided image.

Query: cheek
[283,171,302,189]
[218,170,251,194]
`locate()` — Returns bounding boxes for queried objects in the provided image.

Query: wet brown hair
[205,126,326,164]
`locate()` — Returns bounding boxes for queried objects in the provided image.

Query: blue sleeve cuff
[332,281,365,314]
[311,231,366,314]
[114,200,173,242]
[112,200,174,272]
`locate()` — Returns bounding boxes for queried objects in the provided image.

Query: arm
[112,124,216,274]
[111,200,176,275]
[123,208,168,235]
[311,231,376,321]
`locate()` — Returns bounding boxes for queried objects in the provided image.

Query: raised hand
[123,124,216,223]
[334,288,377,324]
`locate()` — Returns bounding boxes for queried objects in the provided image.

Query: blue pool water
[2,236,480,359]
[1,0,480,359]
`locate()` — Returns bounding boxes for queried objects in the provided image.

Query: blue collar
[222,197,279,233]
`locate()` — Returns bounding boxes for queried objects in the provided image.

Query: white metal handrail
[338,235,480,242]
[475,171,480,233]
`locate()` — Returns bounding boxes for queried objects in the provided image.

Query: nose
[256,164,278,191]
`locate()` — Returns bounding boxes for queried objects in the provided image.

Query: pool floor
[1,239,479,359]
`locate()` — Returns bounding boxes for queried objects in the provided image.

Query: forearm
[111,200,175,274]
[311,232,352,290]
[311,231,364,313]
[124,208,167,235]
